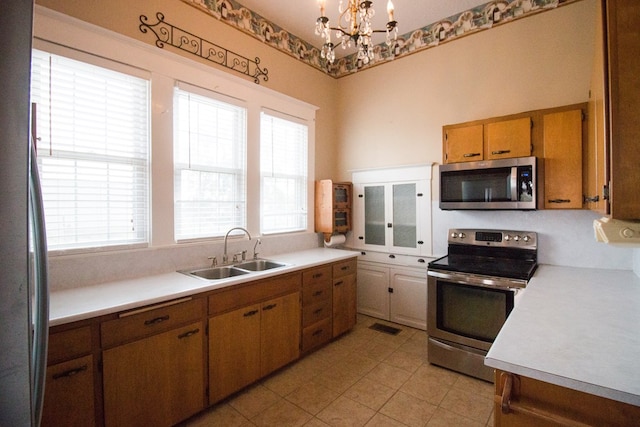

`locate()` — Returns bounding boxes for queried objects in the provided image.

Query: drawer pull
[312,329,324,336]
[144,315,170,326]
[313,308,324,315]
[498,372,590,427]
[312,273,324,279]
[491,150,511,155]
[341,266,349,271]
[548,199,571,204]
[178,328,200,339]
[463,152,481,158]
[263,303,277,311]
[52,365,88,380]
[243,309,259,317]
[313,290,323,297]
[334,281,343,287]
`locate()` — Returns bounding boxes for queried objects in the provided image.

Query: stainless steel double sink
[180,259,289,281]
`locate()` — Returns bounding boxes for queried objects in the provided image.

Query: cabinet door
[486,117,532,160]
[389,268,427,330]
[543,109,583,209]
[444,124,484,163]
[356,263,390,320]
[103,322,204,427]
[333,273,357,337]
[209,304,261,404]
[261,292,300,376]
[42,355,95,427]
[391,183,417,252]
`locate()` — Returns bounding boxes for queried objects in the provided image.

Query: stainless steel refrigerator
[0,1,50,426]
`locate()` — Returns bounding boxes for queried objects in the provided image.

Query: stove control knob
[450,232,458,238]
[622,228,635,238]
[459,232,466,239]
[504,234,511,241]
[513,235,521,242]
[523,235,531,242]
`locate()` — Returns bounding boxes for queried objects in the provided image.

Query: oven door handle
[427,269,527,289]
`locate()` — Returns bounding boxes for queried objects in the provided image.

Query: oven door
[427,270,515,352]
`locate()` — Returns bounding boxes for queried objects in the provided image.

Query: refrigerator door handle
[30,139,49,426]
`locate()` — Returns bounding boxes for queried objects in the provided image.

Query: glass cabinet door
[364,185,385,246]
[392,183,416,249]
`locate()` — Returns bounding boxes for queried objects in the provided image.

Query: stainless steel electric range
[427,228,538,382]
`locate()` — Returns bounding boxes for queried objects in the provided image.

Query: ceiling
[234,0,487,58]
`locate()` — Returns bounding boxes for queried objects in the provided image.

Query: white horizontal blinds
[174,84,247,240]
[260,110,308,234]
[30,49,150,251]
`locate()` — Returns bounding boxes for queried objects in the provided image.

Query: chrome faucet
[223,227,251,264]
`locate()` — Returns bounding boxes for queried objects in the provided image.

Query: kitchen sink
[180,259,289,281]
[233,259,289,271]
[185,266,250,280]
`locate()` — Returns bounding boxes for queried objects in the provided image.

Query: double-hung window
[173,83,247,241]
[260,111,309,234]
[30,49,150,251]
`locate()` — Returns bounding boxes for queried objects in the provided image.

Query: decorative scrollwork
[139,12,269,84]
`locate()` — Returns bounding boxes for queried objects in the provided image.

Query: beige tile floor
[181,314,495,427]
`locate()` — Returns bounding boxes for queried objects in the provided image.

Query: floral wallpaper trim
[181,0,582,78]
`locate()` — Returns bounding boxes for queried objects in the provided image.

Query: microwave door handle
[510,167,518,201]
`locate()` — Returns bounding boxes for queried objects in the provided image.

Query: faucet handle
[253,238,262,260]
[208,256,217,267]
[241,250,247,261]
[232,252,243,263]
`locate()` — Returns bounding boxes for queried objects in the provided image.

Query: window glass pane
[260,112,308,234]
[30,49,150,251]
[174,87,247,240]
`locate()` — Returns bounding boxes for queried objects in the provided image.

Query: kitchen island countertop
[49,247,359,327]
[485,264,640,406]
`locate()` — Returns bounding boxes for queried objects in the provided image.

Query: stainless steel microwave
[439,156,540,210]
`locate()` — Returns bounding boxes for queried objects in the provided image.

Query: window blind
[30,49,150,251]
[174,84,247,240]
[260,111,308,234]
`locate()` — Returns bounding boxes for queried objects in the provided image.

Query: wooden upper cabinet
[543,109,584,209]
[443,124,483,163]
[485,117,532,160]
[605,0,640,219]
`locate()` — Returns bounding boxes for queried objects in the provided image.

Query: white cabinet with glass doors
[350,165,432,257]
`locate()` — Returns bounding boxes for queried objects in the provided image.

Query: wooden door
[333,273,357,337]
[42,355,95,427]
[260,292,300,377]
[103,322,204,427]
[543,109,584,209]
[444,124,484,163]
[486,117,532,160]
[209,304,261,404]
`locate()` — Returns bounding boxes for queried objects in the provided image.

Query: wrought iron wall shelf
[139,12,268,84]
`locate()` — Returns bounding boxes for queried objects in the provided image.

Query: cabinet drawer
[101,297,204,348]
[333,259,357,279]
[302,299,332,327]
[48,326,92,364]
[301,318,332,352]
[209,272,301,315]
[302,266,331,287]
[302,280,331,306]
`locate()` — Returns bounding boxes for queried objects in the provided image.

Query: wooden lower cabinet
[494,369,640,426]
[102,321,205,427]
[209,291,300,404]
[332,259,357,337]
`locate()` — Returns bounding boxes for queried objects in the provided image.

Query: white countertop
[485,264,640,406]
[49,248,359,327]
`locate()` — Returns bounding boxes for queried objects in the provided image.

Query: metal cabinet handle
[178,328,200,339]
[334,281,344,287]
[263,303,277,311]
[144,315,169,326]
[491,150,511,155]
[312,329,324,337]
[548,199,571,204]
[52,365,88,380]
[583,195,599,203]
[243,309,259,317]
[313,290,323,297]
[313,308,324,315]
[312,273,324,279]
[341,266,349,271]
[463,153,481,158]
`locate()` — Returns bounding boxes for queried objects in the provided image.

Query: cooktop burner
[428,228,538,282]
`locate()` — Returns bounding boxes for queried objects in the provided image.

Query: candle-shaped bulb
[318,0,326,16]
[387,0,394,21]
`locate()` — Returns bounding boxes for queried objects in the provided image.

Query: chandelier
[315,0,398,65]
